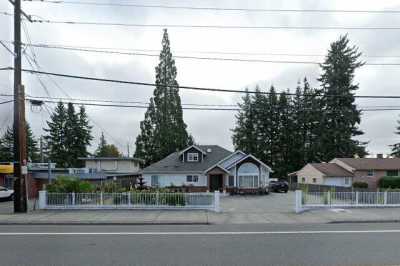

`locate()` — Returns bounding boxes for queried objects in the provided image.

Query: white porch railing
[295,190,400,213]
[38,191,220,212]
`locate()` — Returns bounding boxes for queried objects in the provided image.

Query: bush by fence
[352,181,368,189]
[378,176,400,189]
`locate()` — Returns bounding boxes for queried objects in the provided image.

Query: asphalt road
[1,223,400,265]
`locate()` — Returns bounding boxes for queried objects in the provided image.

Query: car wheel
[9,194,14,201]
[284,190,288,193]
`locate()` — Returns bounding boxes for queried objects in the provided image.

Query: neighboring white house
[79,157,142,173]
[295,163,353,187]
[141,145,273,192]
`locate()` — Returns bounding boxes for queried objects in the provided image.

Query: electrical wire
[22,1,400,14]
[30,18,400,31]
[18,68,400,99]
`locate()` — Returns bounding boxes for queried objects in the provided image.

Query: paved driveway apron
[208,192,308,224]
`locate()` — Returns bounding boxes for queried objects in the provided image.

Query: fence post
[38,190,47,209]
[214,191,220,212]
[156,192,159,206]
[295,190,302,213]
[384,191,388,205]
[327,190,331,206]
[72,192,75,206]
[356,191,359,206]
[100,192,103,206]
[128,192,131,206]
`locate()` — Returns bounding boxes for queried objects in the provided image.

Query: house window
[237,162,259,188]
[367,170,374,176]
[228,176,234,187]
[301,177,306,183]
[187,153,199,162]
[238,175,258,188]
[387,170,399,177]
[345,177,350,185]
[312,178,317,183]
[186,175,199,182]
[151,175,159,187]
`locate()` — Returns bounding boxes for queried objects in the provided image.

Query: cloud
[1,0,400,157]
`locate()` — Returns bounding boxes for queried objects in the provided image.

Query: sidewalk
[1,207,400,225]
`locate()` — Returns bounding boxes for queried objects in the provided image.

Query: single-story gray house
[141,145,273,193]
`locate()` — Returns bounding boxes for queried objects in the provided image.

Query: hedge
[378,176,400,189]
[352,181,368,189]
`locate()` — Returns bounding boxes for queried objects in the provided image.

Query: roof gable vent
[207,148,212,153]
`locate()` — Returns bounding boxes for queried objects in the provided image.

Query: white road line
[1,230,400,236]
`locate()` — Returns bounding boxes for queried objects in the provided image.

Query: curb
[329,220,400,224]
[0,221,211,225]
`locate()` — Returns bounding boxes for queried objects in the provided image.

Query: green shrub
[47,176,93,193]
[352,181,368,189]
[378,176,400,189]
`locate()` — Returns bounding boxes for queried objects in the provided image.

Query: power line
[30,18,400,31]
[23,0,400,14]
[0,99,14,105]
[16,42,400,66]
[4,39,400,59]
[0,40,15,56]
[18,68,400,99]
[30,98,400,112]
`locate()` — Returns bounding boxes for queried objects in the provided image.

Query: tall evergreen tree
[0,124,39,162]
[134,29,192,167]
[44,102,92,167]
[390,116,400,157]
[44,102,68,167]
[232,89,257,155]
[318,35,367,161]
[95,132,121,157]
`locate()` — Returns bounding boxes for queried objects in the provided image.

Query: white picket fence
[38,191,220,212]
[295,190,400,213]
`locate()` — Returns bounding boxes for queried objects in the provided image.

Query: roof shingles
[142,145,232,174]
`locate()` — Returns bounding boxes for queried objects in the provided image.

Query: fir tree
[44,102,92,167]
[0,124,39,162]
[95,132,121,157]
[134,29,192,167]
[232,89,257,155]
[391,116,400,157]
[44,102,68,167]
[318,35,367,161]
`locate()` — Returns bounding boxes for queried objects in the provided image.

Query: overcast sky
[1,0,400,157]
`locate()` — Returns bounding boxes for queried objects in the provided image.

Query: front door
[209,174,223,192]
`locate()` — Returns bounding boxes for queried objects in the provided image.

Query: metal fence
[38,191,220,212]
[295,190,400,213]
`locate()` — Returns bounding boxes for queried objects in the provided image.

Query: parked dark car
[269,180,289,193]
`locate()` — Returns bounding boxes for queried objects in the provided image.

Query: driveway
[208,192,297,224]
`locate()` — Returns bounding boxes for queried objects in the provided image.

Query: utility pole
[127,142,130,157]
[13,0,28,213]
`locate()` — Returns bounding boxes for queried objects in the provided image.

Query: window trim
[186,175,199,183]
[187,153,199,162]
[151,175,159,187]
[238,175,259,188]
[387,170,399,177]
[367,170,374,177]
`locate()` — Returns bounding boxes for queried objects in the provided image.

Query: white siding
[84,160,140,173]
[324,177,352,187]
[143,174,207,187]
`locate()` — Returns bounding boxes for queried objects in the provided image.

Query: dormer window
[187,153,199,162]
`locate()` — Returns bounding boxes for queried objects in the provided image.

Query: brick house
[294,157,400,189]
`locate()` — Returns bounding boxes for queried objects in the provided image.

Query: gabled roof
[334,158,400,170]
[142,145,232,174]
[226,154,273,172]
[178,145,207,156]
[311,163,353,177]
